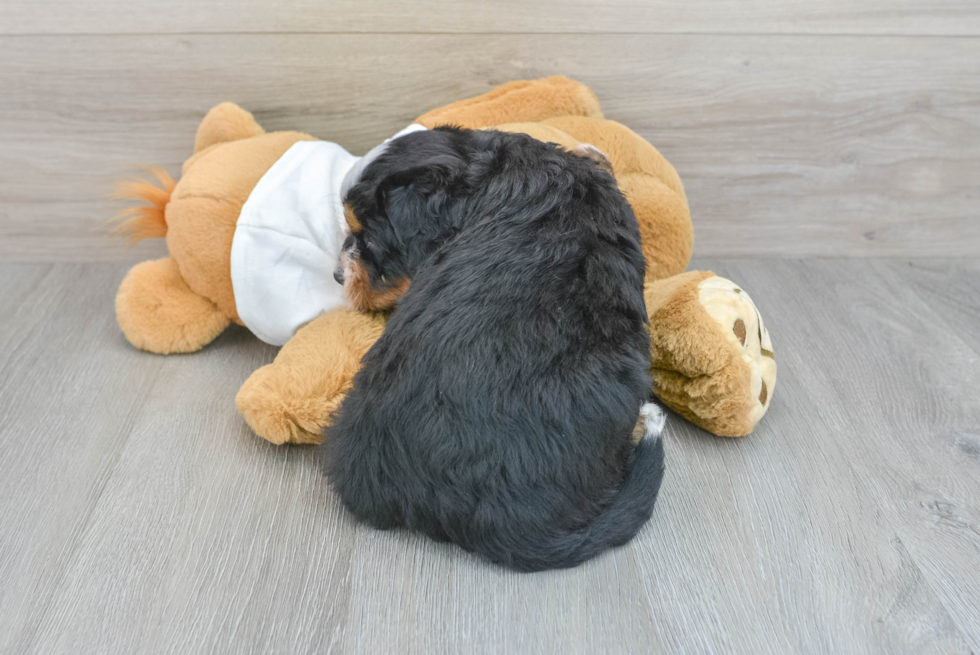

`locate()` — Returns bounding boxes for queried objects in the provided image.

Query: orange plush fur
[646,271,777,437]
[112,166,175,244]
[114,77,776,441]
[236,309,387,445]
[116,257,229,354]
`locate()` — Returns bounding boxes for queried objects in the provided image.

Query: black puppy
[323,126,665,572]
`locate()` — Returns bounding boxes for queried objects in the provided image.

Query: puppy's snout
[333,265,345,285]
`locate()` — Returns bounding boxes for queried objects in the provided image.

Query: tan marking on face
[343,254,409,312]
[344,203,362,233]
[759,380,768,405]
[733,318,747,346]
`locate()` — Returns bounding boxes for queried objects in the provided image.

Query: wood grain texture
[1,260,979,653]
[2,0,978,36]
[1,34,978,261]
[0,264,166,652]
[715,257,980,650]
[27,328,360,655]
[888,258,980,356]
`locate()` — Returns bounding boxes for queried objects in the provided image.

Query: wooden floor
[2,0,980,652]
[2,5,980,261]
[0,258,977,653]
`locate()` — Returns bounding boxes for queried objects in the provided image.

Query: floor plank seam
[891,533,980,651]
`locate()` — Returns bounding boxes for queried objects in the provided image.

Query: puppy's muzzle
[333,265,345,285]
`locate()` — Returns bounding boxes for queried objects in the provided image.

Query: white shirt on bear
[231,123,427,346]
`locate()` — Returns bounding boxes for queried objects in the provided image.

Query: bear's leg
[415,76,603,130]
[236,309,386,445]
[645,272,777,437]
[116,257,230,354]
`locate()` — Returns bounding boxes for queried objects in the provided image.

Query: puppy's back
[323,130,663,571]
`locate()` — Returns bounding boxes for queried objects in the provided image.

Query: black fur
[322,127,664,571]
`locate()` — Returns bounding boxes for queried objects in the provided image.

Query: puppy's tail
[110,166,175,244]
[488,402,666,572]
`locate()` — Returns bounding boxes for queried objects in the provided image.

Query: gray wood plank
[0,263,53,345]
[335,370,966,653]
[0,264,166,652]
[713,257,980,651]
[2,35,978,261]
[887,258,980,358]
[22,320,359,654]
[0,261,971,653]
[337,529,665,654]
[2,0,978,36]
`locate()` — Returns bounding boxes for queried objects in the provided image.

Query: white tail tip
[639,402,666,440]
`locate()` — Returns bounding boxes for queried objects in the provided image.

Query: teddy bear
[113,76,776,443]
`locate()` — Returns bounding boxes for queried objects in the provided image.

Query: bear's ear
[572,143,614,176]
[194,103,266,154]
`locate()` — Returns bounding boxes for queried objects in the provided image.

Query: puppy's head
[335,128,467,312]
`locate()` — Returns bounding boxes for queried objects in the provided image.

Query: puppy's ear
[378,154,464,196]
[380,181,425,246]
[377,153,465,245]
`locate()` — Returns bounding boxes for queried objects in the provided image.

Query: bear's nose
[333,266,345,285]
